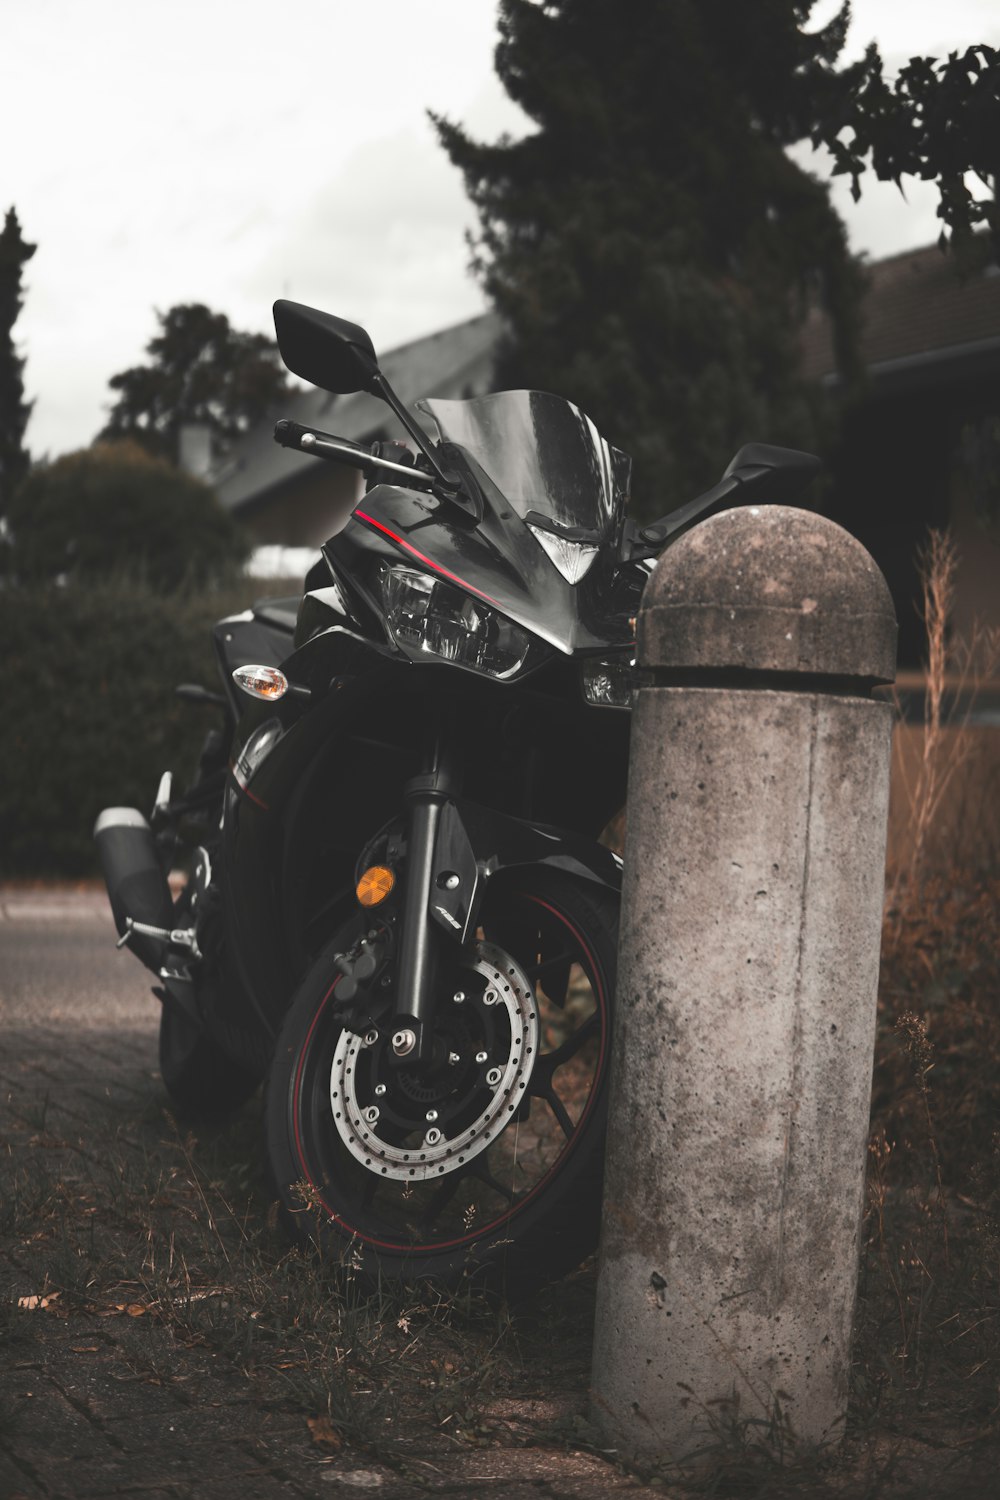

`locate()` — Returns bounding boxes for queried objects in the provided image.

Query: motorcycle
[95,299,820,1293]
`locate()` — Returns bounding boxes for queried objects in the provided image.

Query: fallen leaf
[125,1304,146,1318]
[17,1292,60,1311]
[71,1346,99,1354]
[307,1415,343,1452]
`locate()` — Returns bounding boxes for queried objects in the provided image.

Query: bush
[0,576,265,876]
[2,441,249,591]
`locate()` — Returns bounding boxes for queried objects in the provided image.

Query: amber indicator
[356,865,395,907]
[232,664,289,701]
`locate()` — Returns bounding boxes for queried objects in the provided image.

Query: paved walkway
[0,889,666,1500]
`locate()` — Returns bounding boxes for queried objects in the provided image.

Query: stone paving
[0,890,667,1500]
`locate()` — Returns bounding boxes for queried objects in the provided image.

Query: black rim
[286,887,609,1258]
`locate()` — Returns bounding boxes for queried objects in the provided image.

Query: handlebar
[273,419,434,488]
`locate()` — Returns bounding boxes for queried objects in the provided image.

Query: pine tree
[100,303,291,465]
[433,1,871,517]
[0,208,36,518]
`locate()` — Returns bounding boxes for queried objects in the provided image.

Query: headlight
[379,564,532,680]
[581,657,633,709]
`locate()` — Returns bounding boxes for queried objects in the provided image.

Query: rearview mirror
[271,299,475,508]
[272,300,380,395]
[722,443,822,501]
[626,443,822,560]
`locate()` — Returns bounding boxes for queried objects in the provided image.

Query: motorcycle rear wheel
[158,996,260,1120]
[265,868,618,1295]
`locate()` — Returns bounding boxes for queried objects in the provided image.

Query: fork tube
[391,723,455,1066]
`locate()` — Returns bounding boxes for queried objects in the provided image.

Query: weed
[887,528,1000,912]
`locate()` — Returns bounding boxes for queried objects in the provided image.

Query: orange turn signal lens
[232,664,289,701]
[356,865,395,907]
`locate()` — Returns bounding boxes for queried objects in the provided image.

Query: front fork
[389,724,458,1067]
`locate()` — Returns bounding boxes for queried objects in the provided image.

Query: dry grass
[845,528,1000,1483]
[886,530,1000,910]
[859,872,1000,1434]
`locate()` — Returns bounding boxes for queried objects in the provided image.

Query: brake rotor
[329,942,538,1182]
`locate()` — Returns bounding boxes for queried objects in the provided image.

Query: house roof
[216,308,502,514]
[801,241,1000,388]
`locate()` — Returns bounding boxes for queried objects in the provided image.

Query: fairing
[319,391,638,657]
[418,391,630,539]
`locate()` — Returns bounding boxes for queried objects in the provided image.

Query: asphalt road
[0,886,158,1029]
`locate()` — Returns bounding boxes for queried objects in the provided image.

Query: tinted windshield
[418,391,630,537]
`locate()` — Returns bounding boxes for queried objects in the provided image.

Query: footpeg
[116,916,202,960]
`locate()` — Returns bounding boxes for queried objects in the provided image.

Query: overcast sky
[4,0,999,459]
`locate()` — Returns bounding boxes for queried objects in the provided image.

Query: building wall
[242,465,364,547]
[949,466,1000,663]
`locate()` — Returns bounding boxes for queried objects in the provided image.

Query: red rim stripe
[354,508,504,609]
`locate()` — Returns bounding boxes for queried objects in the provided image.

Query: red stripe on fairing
[354,508,504,609]
[289,894,609,1256]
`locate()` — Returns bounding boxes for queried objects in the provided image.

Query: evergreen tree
[100,303,291,465]
[0,208,36,519]
[434,0,867,518]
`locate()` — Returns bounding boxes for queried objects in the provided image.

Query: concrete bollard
[590,505,897,1460]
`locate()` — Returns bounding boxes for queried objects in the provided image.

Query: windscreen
[418,391,630,537]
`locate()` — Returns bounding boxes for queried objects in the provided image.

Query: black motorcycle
[95,300,819,1293]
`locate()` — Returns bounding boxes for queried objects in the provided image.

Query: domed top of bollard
[638,505,897,681]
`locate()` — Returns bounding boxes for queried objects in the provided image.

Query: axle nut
[392,1028,417,1056]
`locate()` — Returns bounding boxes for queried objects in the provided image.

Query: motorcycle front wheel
[265,868,618,1295]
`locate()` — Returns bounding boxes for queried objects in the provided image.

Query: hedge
[4,442,250,592]
[0,576,292,877]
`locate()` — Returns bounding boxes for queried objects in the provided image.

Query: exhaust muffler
[93,808,174,973]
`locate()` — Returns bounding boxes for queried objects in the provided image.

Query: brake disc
[329,942,538,1182]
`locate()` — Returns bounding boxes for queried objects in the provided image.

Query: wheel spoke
[524,949,575,981]
[529,1079,575,1140]
[535,1011,600,1072]
[415,1169,464,1229]
[470,1156,517,1204]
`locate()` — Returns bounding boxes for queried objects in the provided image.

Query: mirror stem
[370,372,459,494]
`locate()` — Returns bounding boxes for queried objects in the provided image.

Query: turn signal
[356,865,395,907]
[233,664,289,700]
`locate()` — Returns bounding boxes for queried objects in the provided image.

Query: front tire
[265,868,619,1295]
